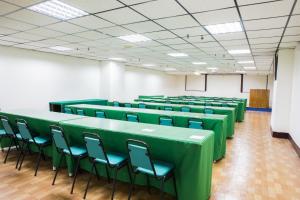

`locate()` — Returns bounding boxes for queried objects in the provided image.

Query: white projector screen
[185,75,206,91]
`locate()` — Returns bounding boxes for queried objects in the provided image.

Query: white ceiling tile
[144,31,177,40]
[193,8,240,25]
[171,26,207,37]
[186,35,214,42]
[240,1,293,20]
[60,0,123,13]
[0,36,29,43]
[6,9,59,26]
[0,17,37,31]
[214,32,246,41]
[281,35,300,42]
[47,22,87,34]
[131,0,186,19]
[10,32,45,41]
[288,15,300,27]
[59,35,87,43]
[4,0,45,7]
[123,21,164,33]
[69,15,113,29]
[99,26,134,37]
[220,39,248,46]
[13,43,40,49]
[285,27,300,35]
[0,26,19,35]
[249,37,281,44]
[0,39,17,46]
[96,7,146,25]
[293,0,300,14]
[0,1,20,15]
[158,37,186,45]
[119,0,151,5]
[177,0,234,13]
[244,16,288,30]
[38,38,69,46]
[170,43,195,50]
[26,27,65,37]
[155,15,198,29]
[75,31,110,40]
[194,41,220,48]
[247,28,284,38]
[280,41,298,48]
[252,43,278,48]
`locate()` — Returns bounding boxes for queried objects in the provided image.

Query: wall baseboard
[271,127,300,157]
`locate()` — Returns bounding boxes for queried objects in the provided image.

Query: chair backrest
[16,119,33,141]
[124,103,132,108]
[50,125,70,152]
[222,103,228,107]
[164,107,173,111]
[113,101,119,107]
[205,103,212,106]
[188,102,195,105]
[127,139,156,176]
[64,107,73,114]
[77,109,85,116]
[204,108,214,114]
[181,107,191,112]
[188,120,203,129]
[159,116,173,126]
[126,114,139,122]
[0,116,15,136]
[83,133,108,164]
[138,103,146,109]
[95,111,106,118]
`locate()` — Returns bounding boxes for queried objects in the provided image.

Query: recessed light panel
[50,46,72,51]
[244,66,256,70]
[205,22,242,34]
[238,60,254,64]
[236,70,246,73]
[118,34,151,43]
[165,67,177,71]
[109,57,126,61]
[167,53,188,57]
[192,62,207,65]
[207,67,218,70]
[28,0,88,20]
[143,64,155,67]
[228,49,250,54]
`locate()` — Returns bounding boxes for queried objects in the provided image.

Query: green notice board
[66,104,227,161]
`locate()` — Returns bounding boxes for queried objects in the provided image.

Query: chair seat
[0,129,6,136]
[29,136,50,145]
[95,152,127,166]
[137,160,174,177]
[15,133,22,140]
[63,146,87,156]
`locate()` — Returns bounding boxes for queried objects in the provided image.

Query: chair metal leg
[41,149,46,161]
[128,173,136,200]
[94,164,100,181]
[52,154,64,185]
[34,147,43,176]
[146,175,151,194]
[16,143,24,169]
[13,138,19,151]
[172,175,178,200]
[126,164,132,184]
[83,162,95,199]
[18,149,27,171]
[70,157,80,194]
[4,139,13,163]
[159,178,166,200]
[111,168,119,200]
[105,165,111,183]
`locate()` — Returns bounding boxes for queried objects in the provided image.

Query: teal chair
[188,119,203,129]
[64,107,73,114]
[83,133,132,200]
[181,107,191,112]
[188,102,194,105]
[113,101,119,107]
[222,103,229,107]
[124,103,132,108]
[205,103,212,107]
[0,115,20,163]
[76,109,85,116]
[164,107,173,111]
[95,111,106,118]
[126,114,139,122]
[159,116,173,126]
[127,139,178,200]
[15,119,50,176]
[138,103,146,109]
[50,125,87,194]
[204,108,214,114]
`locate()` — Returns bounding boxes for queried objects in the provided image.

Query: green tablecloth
[49,99,108,112]
[135,98,244,122]
[138,95,165,99]
[1,110,214,200]
[66,104,227,161]
[108,101,236,138]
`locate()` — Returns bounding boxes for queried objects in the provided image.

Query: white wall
[0,46,101,110]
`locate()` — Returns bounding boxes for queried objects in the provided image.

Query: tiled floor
[0,111,299,200]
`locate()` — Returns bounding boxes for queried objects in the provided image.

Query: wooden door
[249,89,270,108]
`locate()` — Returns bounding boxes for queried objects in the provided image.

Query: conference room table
[107,101,236,138]
[66,104,227,161]
[49,99,108,112]
[0,109,214,200]
[135,98,245,122]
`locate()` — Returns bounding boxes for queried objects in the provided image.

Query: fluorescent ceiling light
[228,49,251,54]
[28,0,88,20]
[194,71,206,75]
[165,67,177,71]
[192,62,207,65]
[108,57,126,61]
[167,53,188,57]
[238,60,254,64]
[143,64,155,67]
[118,34,151,43]
[205,22,242,34]
[236,70,246,74]
[207,67,218,70]
[244,66,256,70]
[50,46,72,51]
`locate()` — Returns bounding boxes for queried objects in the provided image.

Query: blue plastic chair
[188,120,203,129]
[50,125,87,194]
[83,133,132,200]
[181,107,191,112]
[124,103,132,108]
[164,107,173,111]
[138,103,146,109]
[159,117,173,126]
[113,101,119,107]
[64,107,73,114]
[126,114,139,122]
[95,111,106,118]
[77,109,85,116]
[204,108,214,114]
[15,119,50,176]
[127,139,178,200]
[0,115,21,163]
